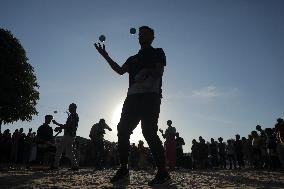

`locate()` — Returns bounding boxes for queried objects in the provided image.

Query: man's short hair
[139,26,154,37]
[45,115,53,120]
[69,103,77,108]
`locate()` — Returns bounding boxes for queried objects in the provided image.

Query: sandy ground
[0,166,284,189]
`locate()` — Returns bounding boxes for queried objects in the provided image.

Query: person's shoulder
[154,48,165,55]
[38,124,45,130]
[126,54,138,63]
[47,125,53,130]
[72,113,79,120]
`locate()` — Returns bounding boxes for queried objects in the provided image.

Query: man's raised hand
[94,42,109,59]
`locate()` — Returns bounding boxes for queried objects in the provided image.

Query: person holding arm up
[95,26,170,186]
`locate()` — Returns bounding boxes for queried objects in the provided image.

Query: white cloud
[164,85,239,100]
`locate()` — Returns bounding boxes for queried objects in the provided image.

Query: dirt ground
[0,166,284,188]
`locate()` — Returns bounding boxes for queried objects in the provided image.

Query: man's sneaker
[110,167,130,184]
[148,170,171,186]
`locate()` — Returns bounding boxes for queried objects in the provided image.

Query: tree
[0,28,40,133]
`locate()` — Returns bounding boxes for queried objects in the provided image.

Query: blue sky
[1,0,284,152]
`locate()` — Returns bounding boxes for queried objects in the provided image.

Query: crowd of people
[1,117,284,172]
[191,118,284,170]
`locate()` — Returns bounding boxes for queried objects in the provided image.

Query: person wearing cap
[89,118,112,169]
[95,26,170,186]
[52,103,79,170]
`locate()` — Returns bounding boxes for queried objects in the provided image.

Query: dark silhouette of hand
[94,42,108,59]
[52,120,59,125]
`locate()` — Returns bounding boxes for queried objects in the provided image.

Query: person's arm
[104,123,112,131]
[52,120,65,128]
[94,43,127,75]
[159,129,166,139]
[181,138,185,145]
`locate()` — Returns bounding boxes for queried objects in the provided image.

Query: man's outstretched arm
[94,42,126,75]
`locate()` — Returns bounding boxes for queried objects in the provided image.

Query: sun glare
[112,102,123,127]
[111,102,145,145]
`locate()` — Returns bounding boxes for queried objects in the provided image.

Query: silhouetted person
[0,129,11,163]
[242,136,252,168]
[129,143,139,170]
[209,138,218,168]
[175,132,185,168]
[191,139,198,169]
[159,120,177,170]
[35,115,56,165]
[275,118,284,143]
[226,139,236,169]
[10,129,19,163]
[24,128,34,164]
[137,140,148,169]
[218,137,226,169]
[251,130,262,168]
[52,103,79,170]
[234,134,244,168]
[89,118,112,169]
[95,26,170,186]
[256,125,266,138]
[199,137,208,169]
[275,118,284,167]
[264,128,278,169]
[17,128,26,164]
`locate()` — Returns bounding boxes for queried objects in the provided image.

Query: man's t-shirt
[64,113,79,137]
[176,137,185,148]
[165,126,176,139]
[122,46,166,97]
[37,124,53,144]
[89,122,111,141]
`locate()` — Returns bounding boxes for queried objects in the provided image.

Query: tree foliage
[0,28,40,127]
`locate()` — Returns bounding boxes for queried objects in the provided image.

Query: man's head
[45,115,53,124]
[265,128,272,135]
[167,120,172,126]
[218,137,223,142]
[139,26,154,47]
[69,103,77,114]
[235,134,240,140]
[277,118,283,123]
[251,130,258,137]
[256,125,262,131]
[99,118,105,124]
